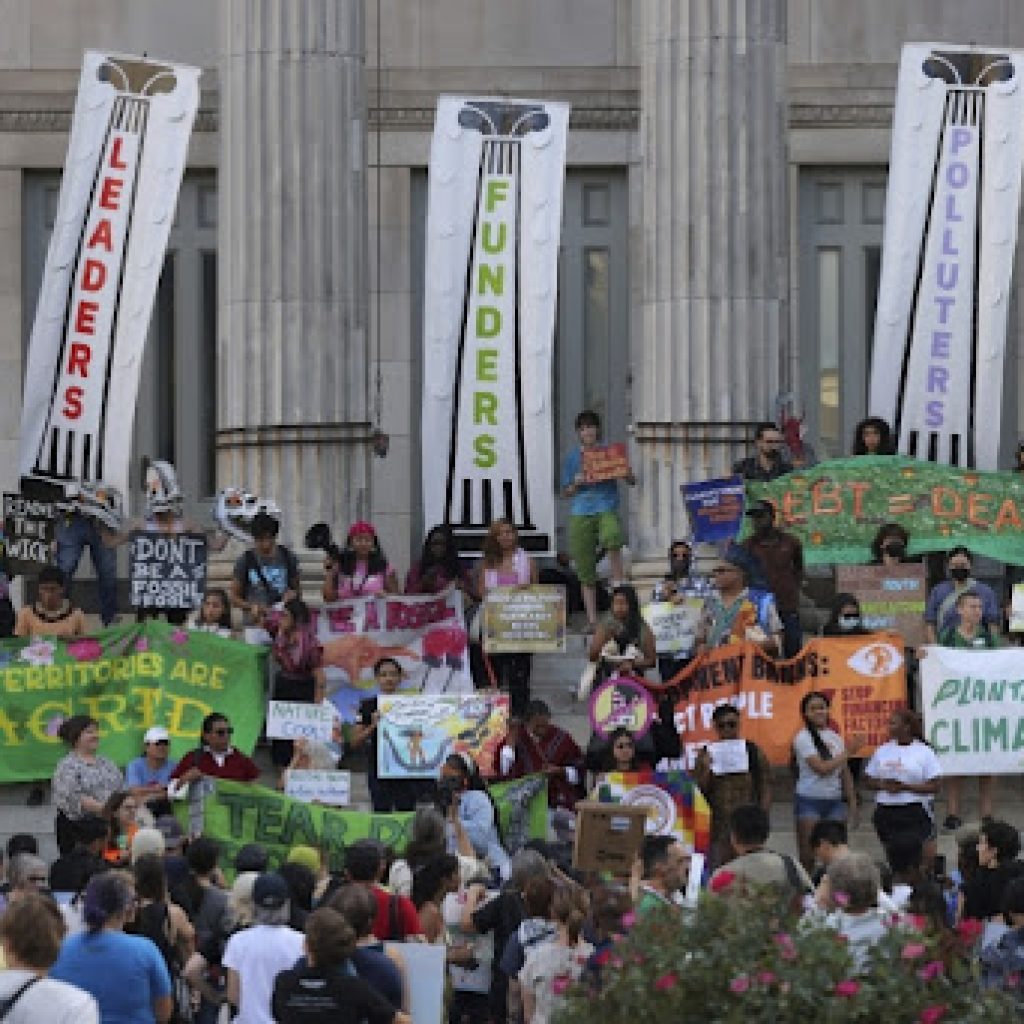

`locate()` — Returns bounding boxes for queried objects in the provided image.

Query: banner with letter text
[645,635,907,768]
[421,95,569,556]
[747,456,1024,564]
[196,777,549,875]
[0,622,264,782]
[921,646,1024,774]
[682,476,745,543]
[314,592,471,723]
[19,52,199,505]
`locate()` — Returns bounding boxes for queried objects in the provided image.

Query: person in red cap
[322,521,399,600]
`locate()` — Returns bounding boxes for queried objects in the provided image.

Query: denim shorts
[794,793,848,821]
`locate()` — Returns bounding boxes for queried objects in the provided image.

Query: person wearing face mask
[924,546,1001,645]
[870,523,911,567]
[821,593,869,636]
[651,540,715,681]
[731,422,793,482]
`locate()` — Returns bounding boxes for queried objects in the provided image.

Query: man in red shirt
[168,712,260,796]
[345,839,423,941]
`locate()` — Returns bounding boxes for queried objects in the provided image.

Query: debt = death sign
[129,531,207,609]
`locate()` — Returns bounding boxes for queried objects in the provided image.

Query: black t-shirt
[272,967,395,1024]
[359,697,381,784]
[963,861,1024,921]
[48,849,107,894]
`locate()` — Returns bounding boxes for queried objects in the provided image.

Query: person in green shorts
[560,409,634,629]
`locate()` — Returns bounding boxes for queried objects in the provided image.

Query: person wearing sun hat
[126,725,178,818]
[322,520,400,599]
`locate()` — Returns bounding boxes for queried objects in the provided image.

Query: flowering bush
[553,887,1017,1023]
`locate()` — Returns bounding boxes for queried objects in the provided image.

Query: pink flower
[904,913,928,932]
[919,1007,946,1024]
[832,890,850,907]
[710,870,737,893]
[772,933,797,961]
[756,971,776,986]
[620,911,637,929]
[1008,972,1021,990]
[729,975,751,994]
[134,637,150,653]
[552,976,571,997]
[956,918,984,942]
[170,629,189,645]
[593,950,611,967]
[918,961,945,982]
[834,980,860,998]
[67,638,103,662]
[653,973,678,992]
[901,942,927,961]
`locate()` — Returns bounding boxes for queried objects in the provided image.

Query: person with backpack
[342,840,423,942]
[230,511,300,625]
[693,704,772,869]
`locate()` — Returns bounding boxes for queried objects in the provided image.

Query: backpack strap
[771,850,811,896]
[0,976,40,1020]
[246,546,285,604]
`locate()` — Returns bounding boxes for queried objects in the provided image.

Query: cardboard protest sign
[747,456,1024,565]
[377,693,509,779]
[315,592,471,723]
[836,563,927,647]
[921,646,1024,774]
[593,770,711,854]
[682,475,745,542]
[483,585,566,653]
[572,800,648,874]
[129,531,207,610]
[265,701,335,743]
[284,769,351,806]
[397,944,446,1024]
[2,493,57,574]
[589,677,657,740]
[651,634,907,768]
[582,443,630,483]
[643,599,703,656]
[0,621,265,782]
[195,776,549,874]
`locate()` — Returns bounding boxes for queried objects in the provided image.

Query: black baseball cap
[253,872,289,909]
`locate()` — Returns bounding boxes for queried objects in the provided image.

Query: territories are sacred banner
[420,95,570,556]
[650,634,907,768]
[747,455,1024,565]
[921,646,1024,775]
[19,52,199,504]
[0,622,265,783]
[197,776,549,874]
[314,592,471,723]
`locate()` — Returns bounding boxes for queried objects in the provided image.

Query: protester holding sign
[231,511,300,626]
[821,593,870,636]
[477,519,538,717]
[441,752,511,882]
[323,521,400,600]
[560,410,634,629]
[14,564,86,639]
[587,585,656,679]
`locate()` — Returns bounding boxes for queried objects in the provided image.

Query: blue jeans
[55,514,118,625]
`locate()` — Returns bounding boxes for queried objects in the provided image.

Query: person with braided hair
[791,691,862,872]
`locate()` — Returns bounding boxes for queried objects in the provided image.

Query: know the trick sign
[129,531,207,610]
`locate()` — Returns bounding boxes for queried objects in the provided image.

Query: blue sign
[682,476,745,542]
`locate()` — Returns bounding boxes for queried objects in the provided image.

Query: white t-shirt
[0,970,99,1024]
[864,740,941,806]
[793,727,844,800]
[223,923,305,1024]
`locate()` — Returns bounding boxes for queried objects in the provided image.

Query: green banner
[198,776,550,874]
[0,621,266,782]
[746,455,1024,565]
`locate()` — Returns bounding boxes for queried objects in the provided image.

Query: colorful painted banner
[420,95,570,556]
[582,444,630,484]
[642,599,703,656]
[594,770,711,855]
[377,693,509,779]
[483,585,566,653]
[836,563,927,647]
[746,456,1024,564]
[589,677,657,741]
[196,776,549,874]
[0,621,265,782]
[682,475,745,542]
[648,634,907,768]
[19,52,199,504]
[870,44,1024,471]
[2,493,57,574]
[314,592,471,723]
[921,646,1024,774]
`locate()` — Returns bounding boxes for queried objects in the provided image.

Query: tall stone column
[218,0,369,545]
[634,0,789,556]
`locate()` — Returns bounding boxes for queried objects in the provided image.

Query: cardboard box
[572,801,649,874]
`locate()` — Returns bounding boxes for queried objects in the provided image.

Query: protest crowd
[0,414,1023,1024]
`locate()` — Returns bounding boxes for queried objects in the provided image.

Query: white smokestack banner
[869,44,1024,470]
[19,51,200,503]
[421,96,569,555]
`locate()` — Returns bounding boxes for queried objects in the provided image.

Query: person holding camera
[439,753,511,883]
[321,521,399,600]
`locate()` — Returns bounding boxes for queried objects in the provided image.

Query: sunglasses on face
[150,740,169,746]
[210,726,234,736]
[715,719,740,729]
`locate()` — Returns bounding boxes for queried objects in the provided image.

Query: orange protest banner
[581,443,630,483]
[642,634,907,768]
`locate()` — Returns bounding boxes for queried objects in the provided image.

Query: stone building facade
[2,0,1024,578]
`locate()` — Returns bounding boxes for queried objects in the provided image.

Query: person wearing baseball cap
[323,521,400,600]
[126,726,178,819]
[223,872,304,1022]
